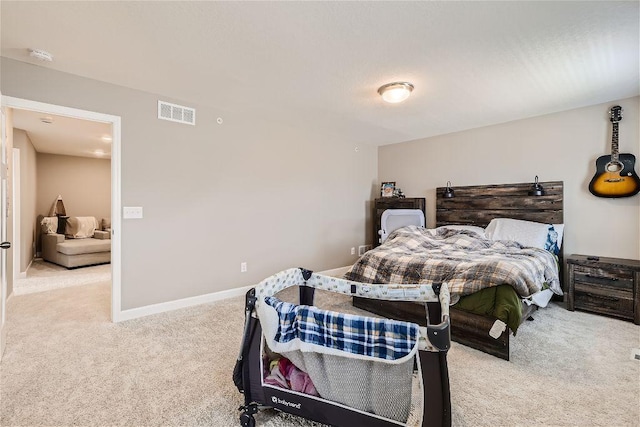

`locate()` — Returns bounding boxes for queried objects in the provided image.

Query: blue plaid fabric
[264,296,419,361]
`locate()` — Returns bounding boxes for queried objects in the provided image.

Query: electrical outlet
[240,262,247,273]
[351,247,356,255]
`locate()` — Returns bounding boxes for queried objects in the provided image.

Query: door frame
[1,102,8,358]
[12,148,21,280]
[1,96,123,322]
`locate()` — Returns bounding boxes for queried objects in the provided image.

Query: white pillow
[485,218,549,249]
[486,218,564,255]
[436,225,486,237]
[40,216,58,234]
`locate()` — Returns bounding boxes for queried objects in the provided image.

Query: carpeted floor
[0,279,638,426]
[12,259,111,295]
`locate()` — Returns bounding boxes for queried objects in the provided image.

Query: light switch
[123,206,143,219]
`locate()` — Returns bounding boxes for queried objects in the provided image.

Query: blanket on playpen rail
[264,296,420,361]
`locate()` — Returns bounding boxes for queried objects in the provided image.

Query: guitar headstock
[610,105,623,122]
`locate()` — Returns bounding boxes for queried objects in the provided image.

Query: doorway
[0,96,121,325]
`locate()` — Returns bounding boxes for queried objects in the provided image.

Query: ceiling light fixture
[29,48,54,62]
[378,82,414,103]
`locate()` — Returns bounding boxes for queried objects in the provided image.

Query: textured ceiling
[12,109,112,159]
[2,1,639,146]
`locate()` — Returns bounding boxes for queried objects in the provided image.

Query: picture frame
[381,181,396,198]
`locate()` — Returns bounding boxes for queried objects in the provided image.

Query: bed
[349,180,564,360]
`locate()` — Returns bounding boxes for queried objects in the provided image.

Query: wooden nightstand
[565,255,640,324]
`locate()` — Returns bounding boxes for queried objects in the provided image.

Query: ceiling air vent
[157,101,196,126]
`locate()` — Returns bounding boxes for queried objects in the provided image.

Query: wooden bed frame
[353,180,563,360]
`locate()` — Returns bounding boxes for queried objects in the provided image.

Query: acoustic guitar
[589,106,640,198]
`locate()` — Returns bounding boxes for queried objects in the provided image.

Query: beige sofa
[41,216,111,268]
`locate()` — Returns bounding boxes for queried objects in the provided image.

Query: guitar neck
[611,122,619,162]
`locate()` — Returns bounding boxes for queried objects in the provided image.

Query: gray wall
[36,153,111,221]
[1,57,378,310]
[12,129,37,272]
[379,96,640,260]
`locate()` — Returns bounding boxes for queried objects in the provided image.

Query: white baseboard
[317,265,352,277]
[0,323,6,362]
[17,259,32,280]
[116,266,353,323]
[117,284,254,322]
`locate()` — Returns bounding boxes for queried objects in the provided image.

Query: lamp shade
[378,82,414,103]
[528,175,545,196]
[443,181,455,198]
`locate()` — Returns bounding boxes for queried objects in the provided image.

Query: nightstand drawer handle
[584,274,618,281]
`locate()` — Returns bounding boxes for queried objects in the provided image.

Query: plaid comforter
[264,296,419,361]
[345,226,560,298]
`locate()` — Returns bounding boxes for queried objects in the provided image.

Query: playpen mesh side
[283,350,414,423]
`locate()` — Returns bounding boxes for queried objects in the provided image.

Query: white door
[0,104,10,359]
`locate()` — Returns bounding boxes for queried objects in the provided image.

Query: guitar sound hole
[606,162,623,173]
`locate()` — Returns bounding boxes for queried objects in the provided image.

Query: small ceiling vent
[158,101,196,126]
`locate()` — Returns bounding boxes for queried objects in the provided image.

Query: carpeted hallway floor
[1,279,638,426]
[12,259,111,295]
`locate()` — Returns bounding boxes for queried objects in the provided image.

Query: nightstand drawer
[566,255,640,324]
[574,284,634,319]
[573,265,633,291]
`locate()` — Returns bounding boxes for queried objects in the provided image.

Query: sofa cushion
[56,238,111,256]
[65,216,98,239]
[94,230,111,240]
[102,217,111,231]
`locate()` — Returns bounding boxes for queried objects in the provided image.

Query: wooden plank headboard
[436,181,563,227]
[436,180,565,289]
